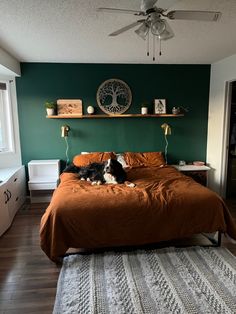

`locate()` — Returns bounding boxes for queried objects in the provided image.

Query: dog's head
[103,158,123,176]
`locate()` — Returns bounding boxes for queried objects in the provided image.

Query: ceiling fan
[98,0,221,60]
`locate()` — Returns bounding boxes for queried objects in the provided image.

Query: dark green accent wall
[16,63,210,166]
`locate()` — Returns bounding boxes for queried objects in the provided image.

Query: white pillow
[81,152,128,169]
[116,153,129,169]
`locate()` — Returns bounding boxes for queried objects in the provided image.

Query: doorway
[226,81,236,199]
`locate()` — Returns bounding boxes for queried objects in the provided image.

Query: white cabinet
[0,166,26,236]
[28,160,60,203]
[0,186,10,236]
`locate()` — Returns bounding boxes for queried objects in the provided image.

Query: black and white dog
[64,159,135,187]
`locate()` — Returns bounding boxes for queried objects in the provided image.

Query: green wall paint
[16,63,210,166]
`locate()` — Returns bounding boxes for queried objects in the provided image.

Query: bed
[40,152,236,262]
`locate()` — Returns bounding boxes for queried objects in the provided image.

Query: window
[0,81,14,153]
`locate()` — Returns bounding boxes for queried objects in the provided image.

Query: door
[226,82,236,198]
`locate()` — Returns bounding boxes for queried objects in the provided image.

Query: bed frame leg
[217,231,222,247]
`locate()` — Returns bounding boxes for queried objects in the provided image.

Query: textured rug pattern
[53,247,236,314]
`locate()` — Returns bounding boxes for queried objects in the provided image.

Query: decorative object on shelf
[161,123,171,164]
[173,106,189,114]
[96,79,132,115]
[154,99,166,114]
[193,161,205,166]
[179,106,189,113]
[172,106,180,115]
[45,101,57,116]
[98,1,221,61]
[179,160,186,166]
[61,125,71,165]
[141,105,148,114]
[87,105,94,115]
[57,99,82,116]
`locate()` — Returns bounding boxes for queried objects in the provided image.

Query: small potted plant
[45,101,57,116]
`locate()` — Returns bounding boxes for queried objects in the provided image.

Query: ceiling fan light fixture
[159,30,173,40]
[151,18,166,36]
[135,21,150,40]
[158,21,174,40]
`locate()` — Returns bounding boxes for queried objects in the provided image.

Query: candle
[141,107,148,114]
[87,106,94,114]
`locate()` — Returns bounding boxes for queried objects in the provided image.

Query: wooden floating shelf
[46,114,184,119]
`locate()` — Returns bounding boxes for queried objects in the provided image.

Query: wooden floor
[0,199,236,314]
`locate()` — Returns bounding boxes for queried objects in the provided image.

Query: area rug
[53,247,236,314]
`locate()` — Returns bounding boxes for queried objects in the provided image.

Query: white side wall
[207,53,236,196]
[0,47,21,76]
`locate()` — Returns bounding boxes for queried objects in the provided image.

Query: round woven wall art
[96,79,132,115]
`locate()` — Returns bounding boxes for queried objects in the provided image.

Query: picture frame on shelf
[154,99,166,114]
[57,99,83,115]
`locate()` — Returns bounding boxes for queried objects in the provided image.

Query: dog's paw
[87,178,91,182]
[80,177,85,181]
[128,183,136,188]
[125,181,136,188]
[91,180,102,186]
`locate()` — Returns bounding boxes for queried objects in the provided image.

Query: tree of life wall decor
[96,79,132,115]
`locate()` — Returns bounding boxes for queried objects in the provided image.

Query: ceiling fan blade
[167,10,221,21]
[97,7,145,16]
[159,0,180,10]
[141,0,158,11]
[109,21,145,37]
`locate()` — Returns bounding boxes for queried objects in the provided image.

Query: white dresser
[0,166,26,236]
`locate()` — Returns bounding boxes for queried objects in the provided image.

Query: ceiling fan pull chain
[153,34,156,61]
[159,37,162,56]
[147,30,150,56]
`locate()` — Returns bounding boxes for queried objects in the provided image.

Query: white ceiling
[0,0,236,64]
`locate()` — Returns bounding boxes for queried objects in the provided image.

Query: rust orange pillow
[124,152,165,168]
[73,152,116,167]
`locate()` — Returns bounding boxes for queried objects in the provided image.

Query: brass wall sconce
[161,123,171,136]
[161,123,171,164]
[61,125,70,137]
[61,125,71,165]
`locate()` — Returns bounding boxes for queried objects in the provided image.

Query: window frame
[0,80,15,154]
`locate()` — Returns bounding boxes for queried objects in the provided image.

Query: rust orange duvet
[40,166,236,262]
